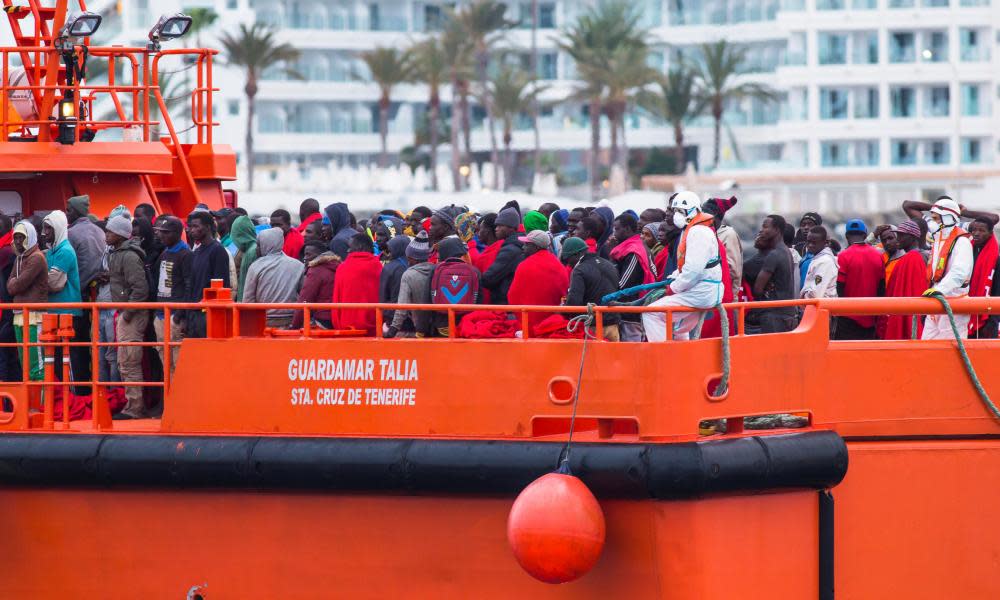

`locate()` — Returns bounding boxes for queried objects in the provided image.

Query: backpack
[431,259,480,306]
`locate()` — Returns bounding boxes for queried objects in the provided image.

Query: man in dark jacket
[105,216,149,419]
[561,237,621,341]
[153,216,192,375]
[325,202,355,252]
[65,195,104,391]
[379,235,410,326]
[185,211,231,338]
[481,207,523,305]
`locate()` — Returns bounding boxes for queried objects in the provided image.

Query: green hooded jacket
[231,216,259,301]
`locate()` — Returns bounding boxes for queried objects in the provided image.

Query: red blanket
[331,252,383,335]
[532,314,585,339]
[610,234,656,293]
[878,250,928,340]
[283,227,305,259]
[700,238,735,339]
[507,250,570,334]
[52,387,127,421]
[473,240,503,303]
[295,212,322,234]
[969,235,999,335]
[654,247,669,281]
[459,311,518,338]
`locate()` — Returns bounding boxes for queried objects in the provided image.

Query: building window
[227,0,238,8]
[891,87,915,117]
[228,100,239,116]
[960,28,988,61]
[852,0,877,9]
[818,33,847,65]
[924,86,950,117]
[424,5,445,31]
[962,84,981,116]
[962,138,982,163]
[927,140,949,164]
[816,0,845,9]
[857,140,880,166]
[922,32,948,62]
[888,0,915,6]
[821,142,848,166]
[854,88,879,118]
[820,88,848,119]
[890,32,915,63]
[539,53,558,80]
[892,140,917,165]
[922,0,949,6]
[852,32,878,64]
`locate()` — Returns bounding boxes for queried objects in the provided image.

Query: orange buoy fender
[506,472,606,584]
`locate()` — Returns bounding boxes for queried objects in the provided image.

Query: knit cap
[106,215,133,239]
[496,207,520,228]
[406,230,432,261]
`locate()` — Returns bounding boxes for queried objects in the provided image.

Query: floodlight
[149,13,193,43]
[60,12,102,39]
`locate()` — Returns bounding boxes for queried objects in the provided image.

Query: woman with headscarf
[230,215,259,301]
[7,221,47,380]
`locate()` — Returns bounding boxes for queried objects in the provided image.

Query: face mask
[926,218,941,235]
[672,212,688,229]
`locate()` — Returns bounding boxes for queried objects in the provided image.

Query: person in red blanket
[878,220,929,340]
[968,217,1000,338]
[473,213,502,303]
[507,230,569,335]
[271,209,304,259]
[295,198,323,235]
[331,233,382,335]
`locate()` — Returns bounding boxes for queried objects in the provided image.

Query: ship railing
[0,45,219,143]
[0,294,994,430]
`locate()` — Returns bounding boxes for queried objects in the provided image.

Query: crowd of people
[0,192,996,418]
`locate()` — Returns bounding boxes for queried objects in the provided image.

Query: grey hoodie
[242,227,305,321]
[391,261,436,335]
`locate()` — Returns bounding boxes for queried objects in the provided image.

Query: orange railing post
[203,279,234,339]
[90,305,111,430]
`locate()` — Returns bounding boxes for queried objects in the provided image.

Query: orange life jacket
[928,227,970,284]
[676,213,717,271]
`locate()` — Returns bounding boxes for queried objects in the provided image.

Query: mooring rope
[559,304,598,473]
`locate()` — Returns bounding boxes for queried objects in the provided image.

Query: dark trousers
[833,317,876,341]
[0,310,20,382]
[54,313,93,396]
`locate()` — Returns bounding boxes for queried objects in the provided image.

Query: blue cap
[845,219,867,234]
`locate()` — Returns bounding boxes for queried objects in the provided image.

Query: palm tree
[637,66,704,173]
[559,1,647,198]
[693,40,778,169]
[184,7,218,48]
[441,20,473,187]
[220,23,301,192]
[453,0,514,179]
[411,38,448,190]
[489,65,542,190]
[359,46,414,168]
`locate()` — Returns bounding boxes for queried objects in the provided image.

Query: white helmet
[930,196,961,228]
[672,191,701,219]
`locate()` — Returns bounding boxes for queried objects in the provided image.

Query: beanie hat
[560,236,588,261]
[800,211,822,226]
[406,230,432,261]
[106,215,133,240]
[896,220,922,238]
[496,207,520,228]
[437,237,467,261]
[523,210,548,233]
[109,204,132,221]
[454,212,477,243]
[550,209,569,231]
[67,194,90,216]
[432,205,465,232]
[702,196,738,218]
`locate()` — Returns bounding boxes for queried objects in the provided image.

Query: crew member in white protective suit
[642,191,724,341]
[922,196,974,340]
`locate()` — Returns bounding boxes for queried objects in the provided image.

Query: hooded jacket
[231,216,258,301]
[379,235,411,323]
[7,222,48,305]
[242,227,305,322]
[292,252,339,329]
[43,210,82,315]
[68,214,108,291]
[325,203,355,251]
[108,237,149,320]
[481,233,523,305]
[391,261,436,335]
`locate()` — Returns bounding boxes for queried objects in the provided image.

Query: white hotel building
[100,0,1000,212]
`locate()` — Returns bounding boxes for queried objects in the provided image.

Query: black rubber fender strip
[0,430,848,498]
